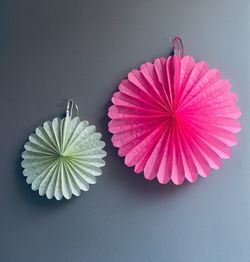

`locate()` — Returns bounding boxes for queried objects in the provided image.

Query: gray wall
[1,0,250,261]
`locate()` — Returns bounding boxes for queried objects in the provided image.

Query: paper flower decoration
[108,37,241,185]
[21,100,106,200]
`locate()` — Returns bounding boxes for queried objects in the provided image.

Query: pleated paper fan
[108,37,241,185]
[21,100,107,200]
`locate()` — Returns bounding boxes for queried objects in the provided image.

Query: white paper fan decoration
[21,100,107,200]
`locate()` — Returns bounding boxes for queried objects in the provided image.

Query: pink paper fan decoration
[108,37,241,185]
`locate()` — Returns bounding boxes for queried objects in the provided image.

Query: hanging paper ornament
[21,100,107,200]
[108,37,241,185]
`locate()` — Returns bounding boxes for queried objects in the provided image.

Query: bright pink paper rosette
[108,37,241,185]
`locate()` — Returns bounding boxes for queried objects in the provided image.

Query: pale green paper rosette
[21,100,107,200]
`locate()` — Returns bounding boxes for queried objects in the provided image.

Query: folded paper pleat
[22,116,107,200]
[108,55,241,185]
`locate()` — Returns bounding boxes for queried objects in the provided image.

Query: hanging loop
[66,99,79,118]
[173,36,184,57]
